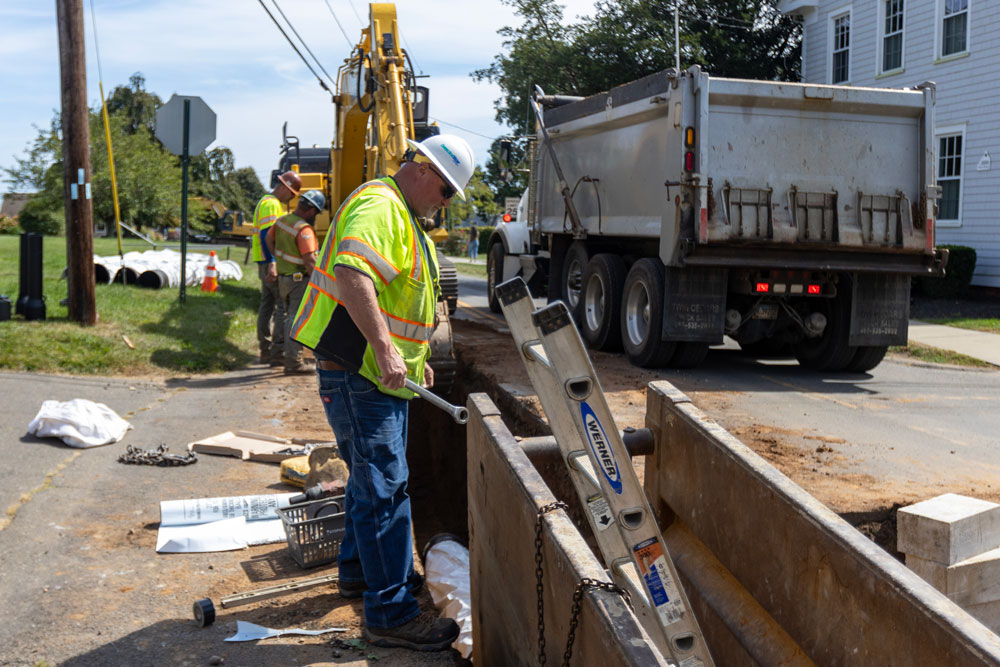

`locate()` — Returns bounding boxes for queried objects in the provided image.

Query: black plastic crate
[276,496,346,569]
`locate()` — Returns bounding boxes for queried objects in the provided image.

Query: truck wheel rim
[624,280,651,346]
[566,258,584,308]
[584,274,605,331]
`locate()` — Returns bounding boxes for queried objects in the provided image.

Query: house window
[832,13,850,84]
[937,133,963,222]
[882,0,904,72]
[942,0,969,57]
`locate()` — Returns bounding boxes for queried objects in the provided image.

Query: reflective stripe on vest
[274,214,309,274]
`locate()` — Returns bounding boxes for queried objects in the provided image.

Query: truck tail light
[807,284,821,295]
[502,214,512,222]
[684,151,695,172]
[755,282,770,293]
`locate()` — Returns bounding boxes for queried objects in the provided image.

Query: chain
[535,501,568,666]
[118,444,198,466]
[562,578,632,667]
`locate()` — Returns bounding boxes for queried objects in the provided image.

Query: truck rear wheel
[621,258,675,368]
[581,254,626,351]
[560,241,589,319]
[844,345,888,373]
[794,277,855,371]
[486,243,505,313]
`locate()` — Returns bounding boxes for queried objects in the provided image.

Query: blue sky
[1,0,596,196]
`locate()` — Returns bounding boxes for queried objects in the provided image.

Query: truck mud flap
[662,267,726,343]
[849,273,909,346]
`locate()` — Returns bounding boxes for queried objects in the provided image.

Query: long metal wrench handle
[405,379,469,424]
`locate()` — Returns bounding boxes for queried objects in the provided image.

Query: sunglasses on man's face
[427,165,455,200]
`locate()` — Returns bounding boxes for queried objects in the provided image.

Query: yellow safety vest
[290,177,439,399]
[273,213,309,275]
[251,193,284,262]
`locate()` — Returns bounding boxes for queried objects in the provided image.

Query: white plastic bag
[424,536,473,659]
[27,399,132,448]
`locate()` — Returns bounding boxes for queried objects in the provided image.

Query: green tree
[4,74,263,235]
[89,110,181,230]
[474,0,801,136]
[105,73,162,135]
[448,168,501,224]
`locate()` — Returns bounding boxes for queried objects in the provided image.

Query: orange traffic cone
[201,251,219,293]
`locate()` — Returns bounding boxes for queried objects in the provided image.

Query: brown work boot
[284,362,313,375]
[363,611,459,652]
[269,355,284,367]
[257,349,270,365]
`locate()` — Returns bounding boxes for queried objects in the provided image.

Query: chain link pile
[117,444,198,466]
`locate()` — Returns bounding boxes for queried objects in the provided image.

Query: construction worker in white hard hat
[288,133,474,651]
[264,188,325,375]
[252,170,302,366]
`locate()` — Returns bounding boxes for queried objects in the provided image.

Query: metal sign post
[180,99,190,302]
[154,94,216,302]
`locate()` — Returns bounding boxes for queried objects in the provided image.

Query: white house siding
[790,1,1000,288]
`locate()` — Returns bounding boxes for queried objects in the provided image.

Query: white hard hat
[406,134,475,201]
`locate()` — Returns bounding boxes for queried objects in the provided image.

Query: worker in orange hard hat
[252,170,301,366]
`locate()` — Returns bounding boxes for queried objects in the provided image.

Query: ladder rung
[567,450,600,491]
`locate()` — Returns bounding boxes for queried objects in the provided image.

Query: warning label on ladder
[586,494,614,531]
[634,537,686,626]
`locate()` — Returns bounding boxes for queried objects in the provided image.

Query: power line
[321,0,354,49]
[429,116,496,140]
[256,0,332,94]
[270,0,337,84]
[400,31,424,76]
[345,0,364,27]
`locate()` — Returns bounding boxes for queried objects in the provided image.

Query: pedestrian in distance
[264,189,325,375]
[467,225,478,261]
[289,134,474,651]
[252,171,302,366]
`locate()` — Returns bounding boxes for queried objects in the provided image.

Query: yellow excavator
[271,2,459,389]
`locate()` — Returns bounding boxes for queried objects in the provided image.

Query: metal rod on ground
[404,379,469,424]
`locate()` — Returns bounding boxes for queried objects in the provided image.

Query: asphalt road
[453,274,1000,504]
[0,370,457,667]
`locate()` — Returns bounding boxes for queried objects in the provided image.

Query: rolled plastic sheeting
[91,249,243,290]
[424,535,473,659]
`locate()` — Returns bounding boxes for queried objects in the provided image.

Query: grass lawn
[923,317,1000,333]
[889,342,992,368]
[0,236,259,375]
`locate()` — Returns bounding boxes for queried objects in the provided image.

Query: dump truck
[487,66,947,371]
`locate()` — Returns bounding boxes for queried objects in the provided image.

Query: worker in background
[264,189,324,375]
[288,134,474,651]
[251,171,302,366]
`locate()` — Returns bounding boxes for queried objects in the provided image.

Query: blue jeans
[317,369,420,628]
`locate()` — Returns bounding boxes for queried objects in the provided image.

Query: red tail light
[755,282,770,293]
[807,284,821,295]
[684,151,695,172]
[502,214,512,222]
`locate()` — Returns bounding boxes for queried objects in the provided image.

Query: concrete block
[907,547,1000,608]
[966,600,1000,636]
[906,554,947,591]
[897,493,1000,565]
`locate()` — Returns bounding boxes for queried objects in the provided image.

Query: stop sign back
[155,94,216,156]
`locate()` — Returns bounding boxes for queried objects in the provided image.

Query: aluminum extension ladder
[496,277,714,667]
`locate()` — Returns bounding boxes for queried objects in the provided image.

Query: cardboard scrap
[186,431,333,463]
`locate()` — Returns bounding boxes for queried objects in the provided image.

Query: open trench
[405,344,906,568]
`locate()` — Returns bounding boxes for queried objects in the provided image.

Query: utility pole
[57,0,97,325]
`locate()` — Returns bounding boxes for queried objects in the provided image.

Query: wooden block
[897,494,1000,565]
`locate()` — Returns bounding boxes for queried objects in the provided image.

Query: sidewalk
[908,320,1000,367]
